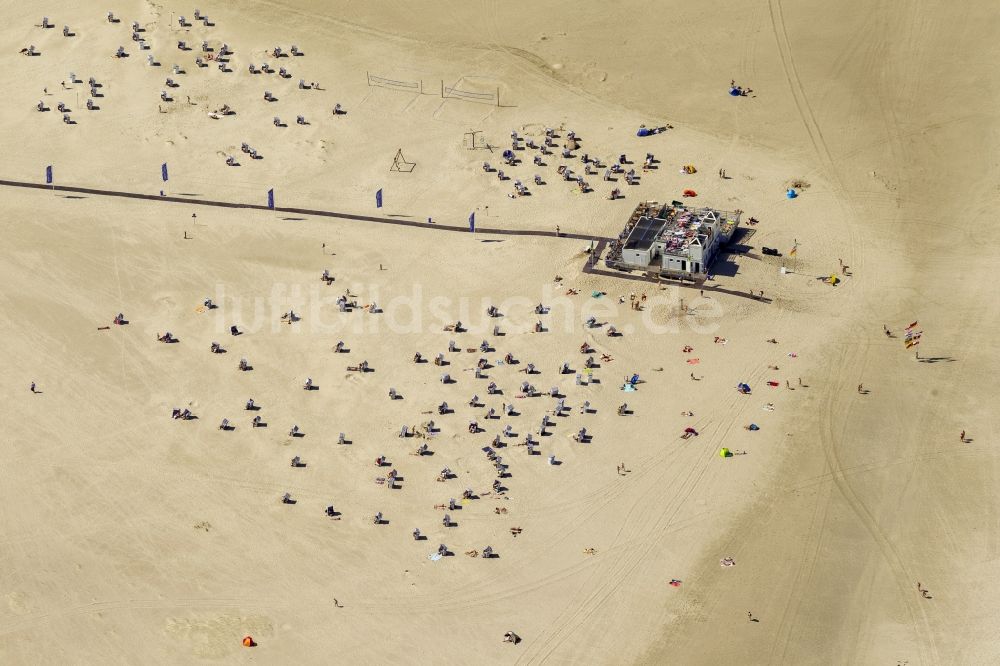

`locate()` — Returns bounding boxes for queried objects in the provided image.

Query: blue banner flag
[161,163,169,182]
[469,212,475,232]
[267,188,274,210]
[375,188,383,208]
[45,165,53,184]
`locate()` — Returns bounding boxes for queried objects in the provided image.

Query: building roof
[608,201,741,269]
[623,216,666,251]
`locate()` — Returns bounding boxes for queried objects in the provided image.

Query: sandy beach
[1,2,998,664]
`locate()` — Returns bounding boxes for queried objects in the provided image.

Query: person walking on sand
[30,382,36,393]
[555,225,560,236]
[858,383,864,393]
[960,430,966,442]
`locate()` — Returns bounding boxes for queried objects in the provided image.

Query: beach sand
[1,1,998,663]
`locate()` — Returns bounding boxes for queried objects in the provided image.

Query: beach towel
[428,553,442,561]
[687,358,700,365]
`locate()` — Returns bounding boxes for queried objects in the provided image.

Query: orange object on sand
[242,636,255,647]
[682,189,697,197]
